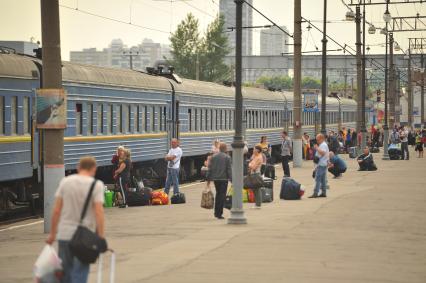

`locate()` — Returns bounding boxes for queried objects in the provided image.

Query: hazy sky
[1,0,425,62]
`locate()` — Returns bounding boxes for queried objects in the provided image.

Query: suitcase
[349,147,357,159]
[261,187,273,203]
[171,192,186,204]
[151,191,169,205]
[263,164,276,180]
[97,249,115,283]
[280,177,302,200]
[126,187,152,207]
[262,177,274,200]
[247,189,255,203]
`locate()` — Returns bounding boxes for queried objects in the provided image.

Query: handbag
[69,180,107,264]
[200,184,214,209]
[243,173,264,189]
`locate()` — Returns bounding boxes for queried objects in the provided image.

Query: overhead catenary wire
[59,4,170,34]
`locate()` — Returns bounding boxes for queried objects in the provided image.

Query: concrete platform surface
[0,149,425,283]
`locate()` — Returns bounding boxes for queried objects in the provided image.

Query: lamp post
[321,0,328,135]
[360,2,367,151]
[228,0,247,225]
[382,3,391,160]
[354,6,362,145]
[407,49,413,128]
[389,32,395,130]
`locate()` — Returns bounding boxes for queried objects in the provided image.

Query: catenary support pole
[382,23,390,160]
[292,0,303,168]
[355,6,362,146]
[228,0,247,225]
[321,0,327,135]
[407,49,413,127]
[40,0,65,233]
[389,33,395,130]
[421,53,425,126]
[360,2,367,150]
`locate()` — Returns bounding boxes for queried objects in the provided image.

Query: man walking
[309,134,329,198]
[164,138,183,196]
[207,142,232,219]
[281,131,292,177]
[400,126,409,160]
[46,156,105,283]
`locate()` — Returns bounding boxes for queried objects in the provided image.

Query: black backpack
[171,192,186,204]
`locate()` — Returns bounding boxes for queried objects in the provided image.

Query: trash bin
[104,190,114,208]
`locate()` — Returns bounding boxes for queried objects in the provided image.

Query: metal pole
[422,53,425,126]
[407,49,413,127]
[228,0,246,225]
[355,6,362,145]
[389,33,395,130]
[360,2,367,150]
[396,70,400,125]
[338,99,342,132]
[382,21,390,160]
[130,52,133,70]
[292,0,303,168]
[321,0,327,135]
[40,0,65,233]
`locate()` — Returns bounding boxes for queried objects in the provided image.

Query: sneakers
[318,193,327,198]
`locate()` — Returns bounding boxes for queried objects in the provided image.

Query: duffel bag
[280,178,302,200]
[261,187,273,203]
[201,188,214,209]
[126,187,152,207]
[243,173,264,189]
[151,191,169,205]
[224,186,233,210]
[246,189,255,203]
[171,192,186,204]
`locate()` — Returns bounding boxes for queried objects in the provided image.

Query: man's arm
[46,197,63,244]
[94,202,105,238]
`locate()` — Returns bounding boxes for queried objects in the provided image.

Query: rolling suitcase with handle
[97,249,115,283]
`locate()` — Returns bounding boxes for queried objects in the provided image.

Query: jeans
[58,240,90,283]
[164,168,180,195]
[253,187,262,207]
[314,165,327,196]
[401,141,409,160]
[281,155,290,177]
[213,180,228,217]
[328,166,347,177]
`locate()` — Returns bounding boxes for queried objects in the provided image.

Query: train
[0,52,357,219]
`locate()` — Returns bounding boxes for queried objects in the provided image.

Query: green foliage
[169,13,230,82]
[301,77,321,89]
[169,13,201,79]
[256,75,293,90]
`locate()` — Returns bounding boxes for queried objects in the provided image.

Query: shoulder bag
[69,180,107,264]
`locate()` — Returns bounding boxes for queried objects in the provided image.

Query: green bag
[104,190,114,208]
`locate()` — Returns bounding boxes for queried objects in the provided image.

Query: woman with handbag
[46,156,106,283]
[248,145,264,208]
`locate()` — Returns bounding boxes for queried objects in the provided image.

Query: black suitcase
[261,187,273,203]
[280,178,302,200]
[262,177,274,200]
[126,187,152,206]
[171,192,186,204]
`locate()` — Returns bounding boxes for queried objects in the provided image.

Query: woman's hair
[260,136,267,142]
[254,145,262,152]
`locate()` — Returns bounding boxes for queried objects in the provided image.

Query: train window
[76,103,82,135]
[23,97,30,134]
[215,110,219,131]
[205,109,209,131]
[127,105,131,133]
[195,109,198,131]
[144,106,148,132]
[117,105,123,134]
[96,104,103,135]
[151,106,155,132]
[159,106,163,132]
[200,109,203,131]
[136,106,141,133]
[220,110,223,130]
[10,96,17,135]
[107,104,112,134]
[87,103,94,135]
[133,105,138,133]
[0,96,3,135]
[188,109,192,132]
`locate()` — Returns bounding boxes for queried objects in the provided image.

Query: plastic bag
[33,245,63,283]
[201,184,214,209]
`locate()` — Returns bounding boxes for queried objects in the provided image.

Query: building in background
[0,40,39,56]
[260,26,289,56]
[219,0,253,56]
[70,38,170,70]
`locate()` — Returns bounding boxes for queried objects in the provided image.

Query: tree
[256,75,293,90]
[199,15,230,82]
[169,13,201,79]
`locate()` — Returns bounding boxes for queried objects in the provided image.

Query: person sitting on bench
[357,147,377,171]
[328,151,347,178]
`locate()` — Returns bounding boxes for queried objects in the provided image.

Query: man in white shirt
[164,138,183,195]
[46,156,105,283]
[309,134,329,198]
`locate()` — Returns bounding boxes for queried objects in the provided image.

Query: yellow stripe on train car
[0,136,31,143]
[64,132,167,142]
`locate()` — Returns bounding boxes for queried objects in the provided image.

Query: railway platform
[0,149,425,283]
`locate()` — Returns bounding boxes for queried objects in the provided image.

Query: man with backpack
[46,156,105,283]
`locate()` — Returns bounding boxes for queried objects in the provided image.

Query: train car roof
[62,62,171,91]
[0,53,39,79]
[173,78,285,101]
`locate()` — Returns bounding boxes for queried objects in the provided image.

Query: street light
[383,9,392,23]
[394,42,401,51]
[368,25,376,34]
[380,27,388,35]
[346,10,355,21]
